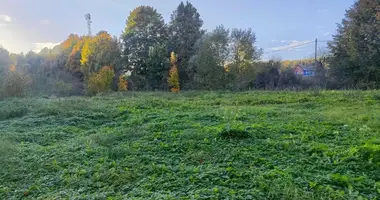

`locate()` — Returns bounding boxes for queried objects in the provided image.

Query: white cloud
[323,32,330,36]
[271,40,278,43]
[0,14,11,22]
[0,24,5,28]
[270,40,312,51]
[281,40,288,43]
[39,19,50,25]
[32,42,60,52]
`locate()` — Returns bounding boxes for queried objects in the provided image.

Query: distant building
[293,62,324,77]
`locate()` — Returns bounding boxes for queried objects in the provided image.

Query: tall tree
[67,37,86,80]
[328,0,380,89]
[122,6,167,89]
[230,28,262,71]
[190,25,229,90]
[81,31,120,77]
[0,47,11,76]
[169,1,204,88]
[226,28,263,90]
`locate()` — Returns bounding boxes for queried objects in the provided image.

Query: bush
[2,70,31,97]
[0,104,29,120]
[54,81,74,97]
[278,68,300,89]
[168,52,180,93]
[372,93,380,101]
[118,75,128,92]
[87,66,115,95]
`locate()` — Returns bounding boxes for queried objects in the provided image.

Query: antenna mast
[84,13,92,36]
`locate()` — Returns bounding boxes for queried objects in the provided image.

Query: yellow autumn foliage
[118,75,128,92]
[87,66,115,95]
[168,52,180,93]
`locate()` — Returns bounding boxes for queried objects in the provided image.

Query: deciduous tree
[190,25,229,90]
[122,6,167,88]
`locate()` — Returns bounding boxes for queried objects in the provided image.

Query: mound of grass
[218,129,251,139]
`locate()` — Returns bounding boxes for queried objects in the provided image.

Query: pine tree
[168,52,180,92]
[169,1,204,88]
[328,0,380,89]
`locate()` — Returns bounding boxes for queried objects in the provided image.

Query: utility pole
[315,38,318,63]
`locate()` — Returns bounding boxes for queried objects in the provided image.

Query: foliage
[168,52,180,92]
[145,44,170,90]
[225,28,263,90]
[1,0,380,94]
[122,6,167,89]
[230,28,263,69]
[328,0,380,89]
[66,36,85,79]
[0,46,12,75]
[54,81,74,97]
[2,68,31,97]
[118,75,128,92]
[1,91,380,199]
[254,60,281,90]
[278,67,300,89]
[87,66,115,95]
[81,31,121,77]
[191,25,229,90]
[169,1,204,88]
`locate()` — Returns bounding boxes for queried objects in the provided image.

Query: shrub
[168,52,180,93]
[0,104,29,120]
[87,66,115,95]
[373,93,380,101]
[55,81,74,97]
[118,75,128,92]
[2,70,31,97]
[358,143,380,164]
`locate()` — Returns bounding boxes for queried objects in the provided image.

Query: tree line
[0,0,379,98]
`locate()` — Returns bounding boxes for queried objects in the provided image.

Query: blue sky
[0,0,355,60]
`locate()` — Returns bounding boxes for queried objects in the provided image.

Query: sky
[0,0,355,60]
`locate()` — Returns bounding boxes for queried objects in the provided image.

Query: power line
[265,41,314,54]
[265,39,331,55]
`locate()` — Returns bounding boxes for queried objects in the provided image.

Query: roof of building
[294,62,321,71]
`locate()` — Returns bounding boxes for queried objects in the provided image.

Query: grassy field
[1,91,380,199]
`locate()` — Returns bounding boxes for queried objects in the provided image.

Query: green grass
[1,91,380,199]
